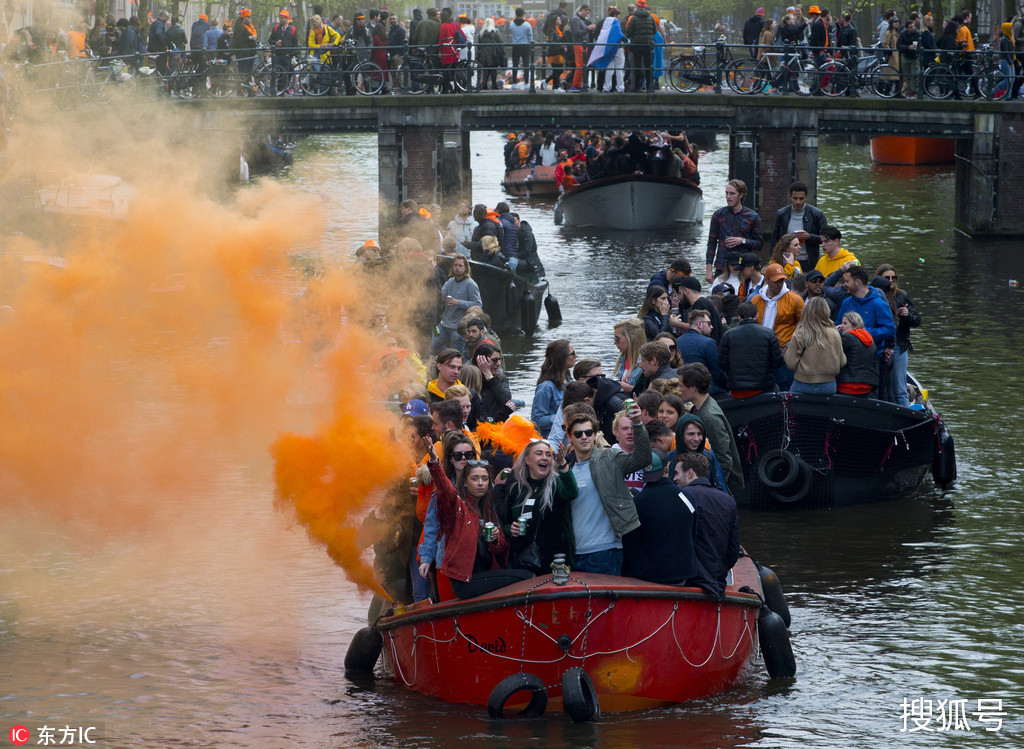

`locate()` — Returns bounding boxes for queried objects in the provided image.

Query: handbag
[513,541,542,573]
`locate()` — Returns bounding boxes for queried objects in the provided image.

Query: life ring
[520,289,537,335]
[486,672,548,718]
[343,627,383,673]
[561,667,601,723]
[756,449,799,489]
[757,564,792,628]
[757,606,797,679]
[770,456,813,504]
[504,280,520,319]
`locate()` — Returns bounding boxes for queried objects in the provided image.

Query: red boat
[501,165,559,197]
[368,554,786,717]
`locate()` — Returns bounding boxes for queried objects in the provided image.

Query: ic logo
[9,725,30,746]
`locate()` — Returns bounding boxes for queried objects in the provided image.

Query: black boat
[721,379,956,510]
[435,255,559,335]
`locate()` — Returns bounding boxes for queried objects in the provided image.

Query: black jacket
[681,477,740,600]
[743,14,765,46]
[189,20,211,49]
[837,331,878,388]
[772,202,828,269]
[465,217,504,259]
[897,28,921,59]
[516,220,545,277]
[893,290,921,351]
[642,311,670,341]
[622,477,699,584]
[586,374,627,445]
[479,374,514,423]
[718,319,784,392]
[626,8,656,46]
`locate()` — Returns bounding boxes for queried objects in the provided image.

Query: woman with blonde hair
[613,318,647,395]
[784,296,845,395]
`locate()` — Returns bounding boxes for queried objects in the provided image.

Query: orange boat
[870,136,955,165]
[351,553,796,720]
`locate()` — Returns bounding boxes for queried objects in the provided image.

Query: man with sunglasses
[565,401,650,576]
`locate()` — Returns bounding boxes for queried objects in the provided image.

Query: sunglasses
[572,428,595,438]
[884,274,898,280]
[450,451,475,461]
[466,459,489,467]
[488,357,501,364]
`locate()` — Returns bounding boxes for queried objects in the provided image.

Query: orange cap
[278,9,290,19]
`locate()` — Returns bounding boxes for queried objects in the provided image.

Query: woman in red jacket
[422,436,531,599]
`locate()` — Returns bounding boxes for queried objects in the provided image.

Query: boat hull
[436,255,549,334]
[501,165,559,196]
[375,559,762,712]
[556,175,704,230]
[721,392,945,509]
[870,136,955,165]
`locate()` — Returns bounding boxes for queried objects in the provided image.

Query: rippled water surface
[3,130,1022,747]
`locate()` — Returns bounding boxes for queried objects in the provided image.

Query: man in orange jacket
[751,263,804,389]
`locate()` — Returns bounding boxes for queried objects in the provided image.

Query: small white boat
[554,174,704,230]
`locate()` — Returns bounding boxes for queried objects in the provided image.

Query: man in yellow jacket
[813,226,860,277]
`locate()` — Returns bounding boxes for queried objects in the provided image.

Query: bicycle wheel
[870,64,901,97]
[352,61,384,95]
[206,64,240,97]
[452,60,479,93]
[793,60,819,95]
[981,69,1010,100]
[298,61,332,96]
[923,65,954,100]
[818,60,850,96]
[253,63,274,96]
[667,56,701,93]
[725,58,759,94]
[399,57,429,94]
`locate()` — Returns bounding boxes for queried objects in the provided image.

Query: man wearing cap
[626,0,656,92]
[743,7,766,58]
[402,398,430,419]
[752,263,805,388]
[190,13,211,52]
[706,179,762,284]
[621,449,699,585]
[771,181,829,270]
[806,6,827,67]
[268,10,298,92]
[648,257,691,294]
[674,452,740,601]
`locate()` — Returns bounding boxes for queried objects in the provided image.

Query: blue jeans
[891,343,910,407]
[575,548,623,575]
[774,363,795,390]
[431,325,464,355]
[790,379,837,395]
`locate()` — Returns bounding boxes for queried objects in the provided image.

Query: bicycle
[922,51,975,100]
[396,45,478,94]
[667,36,757,93]
[298,39,385,96]
[746,42,820,95]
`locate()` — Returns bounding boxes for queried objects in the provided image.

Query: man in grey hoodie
[510,7,534,87]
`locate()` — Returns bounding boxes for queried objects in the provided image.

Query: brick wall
[402,128,439,205]
[757,130,795,226]
[996,114,1024,234]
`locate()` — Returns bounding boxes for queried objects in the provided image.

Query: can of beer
[483,521,496,542]
[624,398,635,411]
[500,468,511,480]
[409,476,418,489]
[517,514,528,532]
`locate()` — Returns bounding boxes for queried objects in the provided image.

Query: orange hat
[475,415,541,458]
[362,239,380,249]
[239,7,251,17]
[635,0,647,7]
[808,5,821,14]
[418,207,432,219]
[763,263,787,282]
[199,13,208,21]
[278,9,290,19]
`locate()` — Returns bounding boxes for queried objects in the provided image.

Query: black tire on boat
[561,667,601,723]
[757,606,797,679]
[756,449,799,489]
[757,564,792,628]
[544,293,562,325]
[504,280,520,319]
[769,457,813,504]
[344,627,383,673]
[487,672,548,718]
[520,289,537,335]
[931,420,957,489]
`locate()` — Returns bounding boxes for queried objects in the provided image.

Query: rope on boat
[385,627,420,686]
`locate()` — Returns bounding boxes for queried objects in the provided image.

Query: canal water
[3,130,1022,748]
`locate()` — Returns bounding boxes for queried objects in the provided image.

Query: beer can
[409,476,418,489]
[517,514,528,532]
[483,521,496,542]
[500,468,511,480]
[624,398,635,410]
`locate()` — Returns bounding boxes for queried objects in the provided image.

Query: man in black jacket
[675,452,740,600]
[742,7,766,58]
[896,19,922,98]
[463,204,504,259]
[626,0,656,91]
[622,450,699,584]
[513,214,546,278]
[771,181,828,269]
[718,302,784,397]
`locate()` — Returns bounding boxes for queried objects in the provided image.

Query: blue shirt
[571,460,619,555]
[531,379,564,437]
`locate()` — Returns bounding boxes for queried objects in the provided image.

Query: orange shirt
[956,24,974,52]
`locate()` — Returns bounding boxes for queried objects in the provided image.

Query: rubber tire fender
[504,280,519,319]
[344,627,383,673]
[756,449,799,489]
[544,293,562,325]
[486,672,548,718]
[931,422,957,489]
[757,564,792,628]
[520,289,537,335]
[757,606,797,679]
[770,457,813,504]
[561,667,601,723]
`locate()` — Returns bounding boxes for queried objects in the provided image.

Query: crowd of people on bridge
[362,159,924,608]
